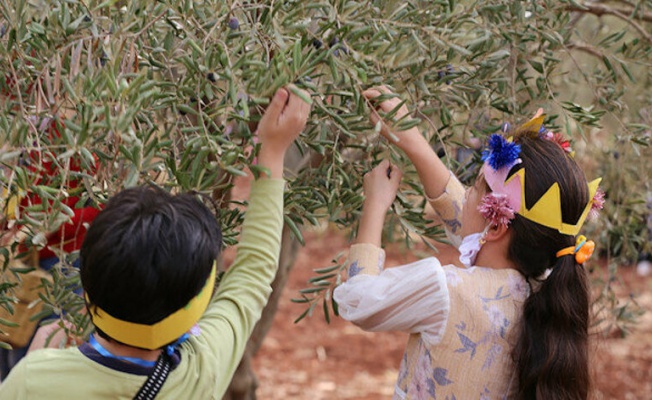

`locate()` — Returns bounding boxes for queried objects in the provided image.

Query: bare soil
[251,228,652,400]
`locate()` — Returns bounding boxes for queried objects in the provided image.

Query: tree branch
[567,42,604,58]
[566,3,652,44]
[567,3,652,23]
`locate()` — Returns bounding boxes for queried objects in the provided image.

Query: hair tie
[556,235,595,264]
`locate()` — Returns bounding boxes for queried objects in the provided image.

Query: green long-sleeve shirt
[0,178,285,400]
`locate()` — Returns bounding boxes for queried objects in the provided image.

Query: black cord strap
[133,352,172,400]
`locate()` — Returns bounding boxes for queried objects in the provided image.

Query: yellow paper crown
[87,264,216,350]
[506,169,601,236]
[503,111,601,236]
[514,112,546,137]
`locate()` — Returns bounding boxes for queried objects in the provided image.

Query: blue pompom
[481,134,521,170]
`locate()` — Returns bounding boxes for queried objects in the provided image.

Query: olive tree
[1,0,650,398]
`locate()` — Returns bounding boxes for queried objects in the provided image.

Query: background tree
[1,0,650,398]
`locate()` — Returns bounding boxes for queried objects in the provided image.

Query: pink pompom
[478,193,515,227]
[589,188,605,220]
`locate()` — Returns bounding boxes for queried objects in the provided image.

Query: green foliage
[1,0,650,340]
[587,138,651,264]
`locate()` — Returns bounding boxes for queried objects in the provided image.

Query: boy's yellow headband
[87,265,216,350]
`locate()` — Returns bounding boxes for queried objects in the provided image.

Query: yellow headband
[87,265,216,350]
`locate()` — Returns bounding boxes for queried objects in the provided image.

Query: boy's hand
[28,320,83,352]
[363,86,420,147]
[256,85,311,178]
[257,85,311,154]
[363,160,402,213]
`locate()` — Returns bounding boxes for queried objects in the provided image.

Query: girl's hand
[362,85,451,201]
[363,160,403,213]
[362,86,421,149]
[356,160,402,246]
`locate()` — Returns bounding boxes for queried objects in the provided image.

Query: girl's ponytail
[504,136,594,399]
[515,253,590,399]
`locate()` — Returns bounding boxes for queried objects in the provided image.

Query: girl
[333,87,602,399]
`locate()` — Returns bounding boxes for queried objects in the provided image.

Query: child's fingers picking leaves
[362,86,414,144]
[258,85,311,153]
[283,84,311,133]
[363,160,402,212]
[258,87,289,136]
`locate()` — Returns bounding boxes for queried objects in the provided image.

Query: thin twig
[130,11,167,38]
[567,42,604,58]
[567,3,652,23]
[567,4,652,44]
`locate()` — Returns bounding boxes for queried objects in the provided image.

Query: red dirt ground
[251,227,652,400]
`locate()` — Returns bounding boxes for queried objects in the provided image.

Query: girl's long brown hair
[507,136,591,399]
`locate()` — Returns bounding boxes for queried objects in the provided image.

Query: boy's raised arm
[193,85,310,395]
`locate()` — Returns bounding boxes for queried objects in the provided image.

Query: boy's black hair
[80,185,222,332]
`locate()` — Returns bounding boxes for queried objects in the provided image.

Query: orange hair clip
[556,235,595,264]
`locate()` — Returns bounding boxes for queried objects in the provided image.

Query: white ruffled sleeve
[333,244,450,346]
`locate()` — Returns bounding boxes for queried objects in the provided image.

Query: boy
[0,85,311,399]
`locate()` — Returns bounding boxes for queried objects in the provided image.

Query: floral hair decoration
[478,193,515,227]
[589,188,605,220]
[544,132,572,154]
[478,134,522,228]
[478,111,603,236]
[481,134,521,171]
[527,108,574,154]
